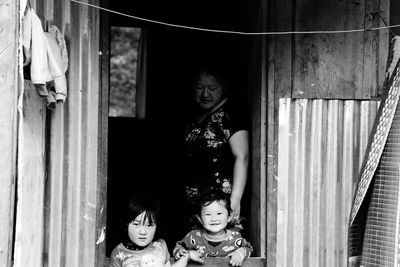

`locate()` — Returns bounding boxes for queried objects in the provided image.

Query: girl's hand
[228,249,245,266]
[174,248,188,260]
[189,250,205,264]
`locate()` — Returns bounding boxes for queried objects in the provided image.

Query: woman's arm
[229,130,249,217]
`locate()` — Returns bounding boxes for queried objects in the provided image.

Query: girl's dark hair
[196,190,232,215]
[124,194,160,226]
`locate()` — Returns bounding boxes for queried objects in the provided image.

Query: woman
[183,64,249,226]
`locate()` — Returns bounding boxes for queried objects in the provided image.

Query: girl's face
[193,73,225,111]
[128,211,156,247]
[198,200,232,236]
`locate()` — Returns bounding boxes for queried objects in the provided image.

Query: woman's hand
[229,130,248,221]
[230,197,241,219]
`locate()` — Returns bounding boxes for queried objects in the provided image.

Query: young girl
[109,194,188,267]
[173,190,253,266]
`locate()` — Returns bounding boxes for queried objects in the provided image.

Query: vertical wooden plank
[34,0,45,24]
[78,2,91,264]
[0,0,18,265]
[97,0,109,265]
[65,1,82,266]
[45,107,65,267]
[82,1,101,265]
[363,0,389,98]
[45,0,54,22]
[293,0,365,99]
[264,0,278,261]
[265,0,277,263]
[250,38,262,259]
[272,0,293,98]
[391,0,400,36]
[14,82,46,267]
[43,1,65,266]
[377,0,389,97]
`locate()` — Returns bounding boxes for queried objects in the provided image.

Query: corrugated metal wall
[13,0,106,266]
[45,0,106,266]
[277,98,379,267]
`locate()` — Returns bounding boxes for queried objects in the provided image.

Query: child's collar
[202,229,228,242]
[123,241,149,251]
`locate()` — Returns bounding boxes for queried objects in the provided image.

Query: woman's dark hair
[191,60,230,90]
[124,194,160,226]
[196,189,232,215]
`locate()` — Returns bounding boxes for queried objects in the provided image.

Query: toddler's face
[198,200,232,236]
[128,211,156,247]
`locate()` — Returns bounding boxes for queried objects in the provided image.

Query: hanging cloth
[22,8,68,110]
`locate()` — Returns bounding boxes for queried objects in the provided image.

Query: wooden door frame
[99,0,270,263]
[98,0,110,265]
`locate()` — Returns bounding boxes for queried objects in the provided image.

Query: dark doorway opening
[105,0,262,256]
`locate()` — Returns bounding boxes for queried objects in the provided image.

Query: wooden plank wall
[14,82,47,267]
[277,99,379,267]
[13,0,105,266]
[272,0,389,99]
[0,0,19,266]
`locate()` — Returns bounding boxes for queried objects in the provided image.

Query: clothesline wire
[378,13,397,37]
[69,0,400,36]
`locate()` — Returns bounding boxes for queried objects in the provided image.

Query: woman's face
[193,72,225,111]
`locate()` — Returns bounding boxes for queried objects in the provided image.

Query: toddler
[173,190,252,266]
[109,194,188,267]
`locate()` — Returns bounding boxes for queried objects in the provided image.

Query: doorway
[104,0,264,256]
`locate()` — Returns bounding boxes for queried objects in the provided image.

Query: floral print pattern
[184,102,241,205]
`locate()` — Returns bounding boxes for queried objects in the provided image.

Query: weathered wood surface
[11,0,104,266]
[14,82,46,267]
[277,99,379,267]
[97,0,109,266]
[271,0,293,98]
[273,0,388,99]
[247,0,267,260]
[0,0,19,266]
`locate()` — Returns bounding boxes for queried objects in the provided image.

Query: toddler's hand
[189,250,205,264]
[228,249,245,266]
[174,248,188,260]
